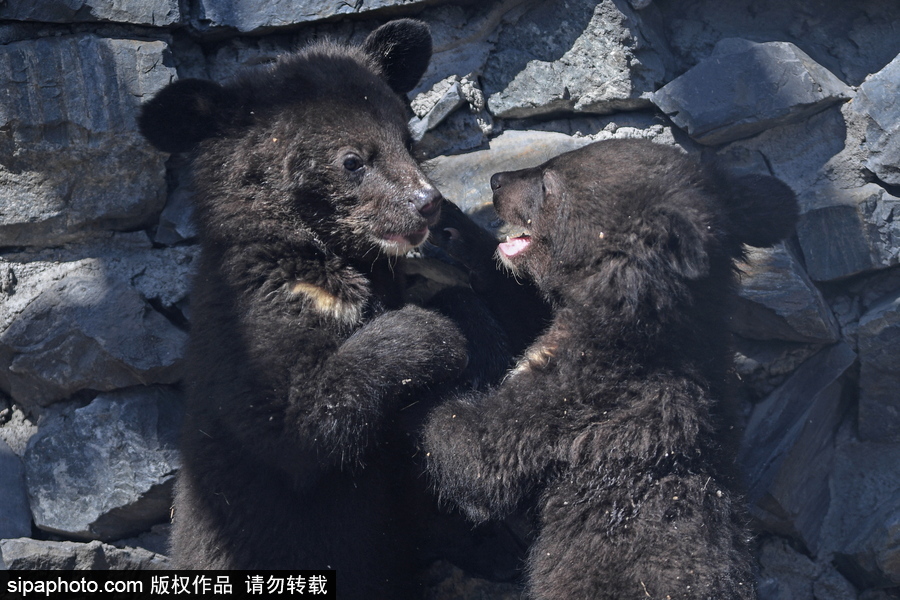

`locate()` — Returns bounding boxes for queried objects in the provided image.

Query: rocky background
[0,0,898,598]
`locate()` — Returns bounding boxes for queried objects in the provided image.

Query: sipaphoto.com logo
[1,570,337,599]
[6,574,142,597]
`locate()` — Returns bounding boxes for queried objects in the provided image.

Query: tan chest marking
[508,342,557,378]
[289,281,363,326]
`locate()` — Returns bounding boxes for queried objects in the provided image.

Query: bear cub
[139,20,467,598]
[424,139,798,600]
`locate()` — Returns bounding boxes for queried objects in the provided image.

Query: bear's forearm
[283,305,467,466]
[424,395,549,522]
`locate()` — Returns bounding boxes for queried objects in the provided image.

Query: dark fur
[423,140,798,600]
[428,199,552,362]
[139,21,469,597]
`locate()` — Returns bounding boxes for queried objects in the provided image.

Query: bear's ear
[722,173,799,248]
[138,79,238,153]
[363,19,432,95]
[652,206,711,280]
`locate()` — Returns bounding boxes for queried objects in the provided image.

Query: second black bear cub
[424,139,798,600]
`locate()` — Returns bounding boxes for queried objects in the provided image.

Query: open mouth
[497,226,532,259]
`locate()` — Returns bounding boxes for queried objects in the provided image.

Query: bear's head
[490,140,798,314]
[138,19,441,259]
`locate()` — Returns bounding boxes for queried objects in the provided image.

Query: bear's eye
[342,154,365,172]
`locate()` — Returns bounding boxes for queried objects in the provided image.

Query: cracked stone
[651,38,852,145]
[23,387,182,541]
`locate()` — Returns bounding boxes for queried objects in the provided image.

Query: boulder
[410,76,469,141]
[152,185,198,246]
[734,339,825,400]
[651,39,852,145]
[734,244,841,343]
[739,342,857,555]
[835,497,900,589]
[0,0,180,26]
[856,293,900,441]
[653,0,900,88]
[0,403,37,457]
[0,438,31,540]
[852,53,900,186]
[821,429,900,589]
[757,537,857,600]
[796,183,900,282]
[0,538,169,570]
[0,234,193,411]
[192,0,449,33]
[23,387,182,541]
[0,35,174,247]
[717,105,850,199]
[518,111,679,144]
[482,0,671,119]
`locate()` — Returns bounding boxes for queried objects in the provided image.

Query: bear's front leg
[291,304,468,467]
[422,383,561,523]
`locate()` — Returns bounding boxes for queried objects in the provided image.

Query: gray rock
[826,269,900,368]
[856,293,900,442]
[152,186,198,246]
[113,523,171,558]
[739,342,857,555]
[717,105,849,199]
[852,53,900,186]
[412,76,463,119]
[0,438,31,540]
[193,0,448,33]
[796,183,900,282]
[821,427,900,589]
[0,404,37,457]
[410,77,468,141]
[835,496,900,589]
[734,244,841,343]
[734,340,825,400]
[482,0,671,119]
[424,130,593,232]
[0,35,174,247]
[0,537,169,570]
[518,111,679,145]
[415,3,499,94]
[654,0,900,88]
[23,387,182,541]
[415,108,495,159]
[0,234,193,410]
[651,39,852,145]
[412,74,496,158]
[757,537,857,600]
[0,0,180,26]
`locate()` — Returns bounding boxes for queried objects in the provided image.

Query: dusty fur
[139,20,468,599]
[424,140,798,600]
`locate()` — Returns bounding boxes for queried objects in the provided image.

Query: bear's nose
[411,186,442,219]
[490,173,504,191]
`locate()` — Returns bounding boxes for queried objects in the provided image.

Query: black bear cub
[424,139,798,600]
[139,20,467,598]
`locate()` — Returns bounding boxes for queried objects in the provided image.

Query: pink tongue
[498,236,531,257]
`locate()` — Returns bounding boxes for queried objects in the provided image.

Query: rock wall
[0,0,898,597]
